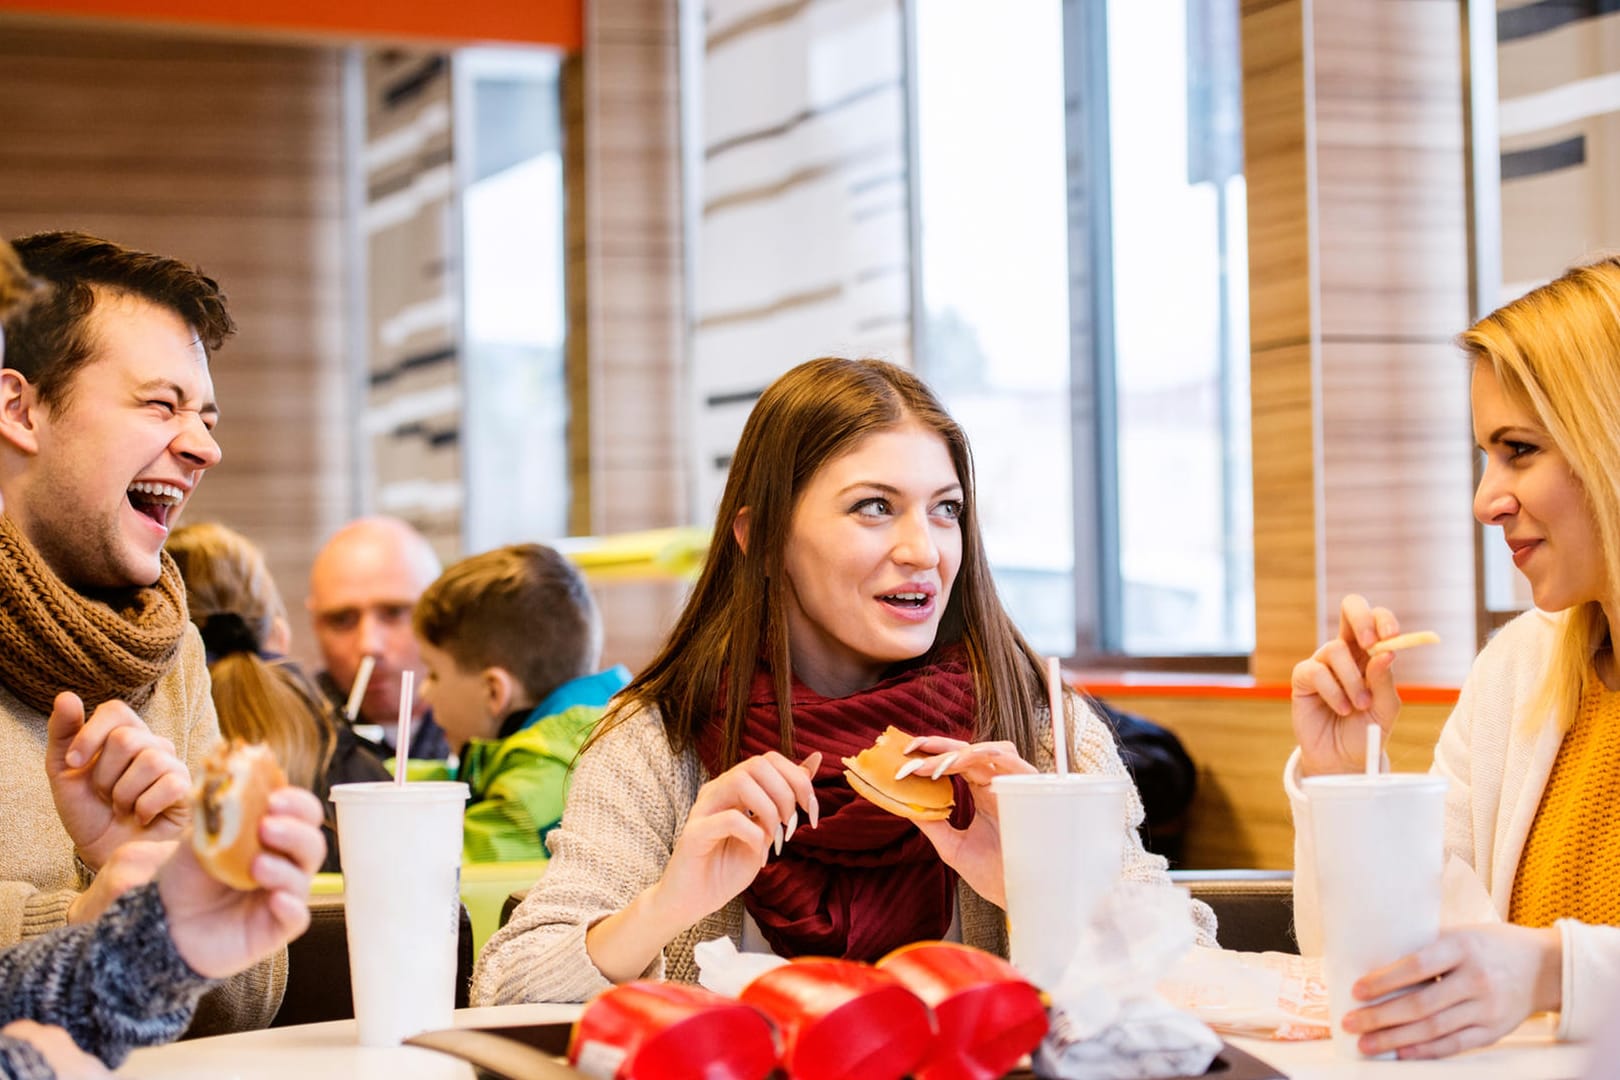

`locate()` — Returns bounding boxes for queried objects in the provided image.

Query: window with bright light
[456,49,569,552]
[915,0,1252,661]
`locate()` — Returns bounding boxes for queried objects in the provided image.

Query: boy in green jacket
[413,544,629,863]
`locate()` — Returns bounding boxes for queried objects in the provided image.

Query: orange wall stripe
[1072,677,1460,706]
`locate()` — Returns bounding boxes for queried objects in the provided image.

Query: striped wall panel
[1495,1,1620,300]
[359,51,464,560]
[690,0,914,519]
[0,20,352,670]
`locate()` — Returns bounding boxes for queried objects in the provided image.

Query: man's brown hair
[0,241,41,324]
[3,231,234,411]
[414,543,601,706]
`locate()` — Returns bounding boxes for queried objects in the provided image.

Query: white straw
[344,654,376,723]
[394,669,414,787]
[1365,722,1382,777]
[1046,657,1070,775]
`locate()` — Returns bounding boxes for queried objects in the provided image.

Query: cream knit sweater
[1288,607,1620,1041]
[0,625,285,1034]
[474,696,1217,1004]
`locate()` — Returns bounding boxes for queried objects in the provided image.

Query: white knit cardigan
[1287,607,1620,1041]
[473,696,1217,1004]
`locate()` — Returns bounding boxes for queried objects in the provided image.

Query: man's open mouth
[128,480,184,529]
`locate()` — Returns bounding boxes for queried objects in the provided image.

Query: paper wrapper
[1035,885,1222,1079]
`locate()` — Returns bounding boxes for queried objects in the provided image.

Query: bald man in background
[307,517,450,762]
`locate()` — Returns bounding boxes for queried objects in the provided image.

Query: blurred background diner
[1,0,1617,1068]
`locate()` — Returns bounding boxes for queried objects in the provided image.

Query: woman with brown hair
[166,522,387,871]
[474,357,1214,1004]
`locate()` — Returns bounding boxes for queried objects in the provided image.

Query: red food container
[740,958,935,1080]
[877,942,1048,1080]
[568,981,777,1080]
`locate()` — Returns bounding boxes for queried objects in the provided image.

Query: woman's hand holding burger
[586,750,820,986]
[156,747,326,980]
[891,735,1036,909]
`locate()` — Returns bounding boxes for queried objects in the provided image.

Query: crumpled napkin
[1035,884,1222,1079]
[693,936,788,998]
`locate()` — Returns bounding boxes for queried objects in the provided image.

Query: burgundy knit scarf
[696,647,978,961]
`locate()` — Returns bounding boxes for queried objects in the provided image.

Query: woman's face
[778,421,964,697]
[1472,361,1608,612]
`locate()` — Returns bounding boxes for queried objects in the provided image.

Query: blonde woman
[166,522,388,871]
[1288,258,1620,1058]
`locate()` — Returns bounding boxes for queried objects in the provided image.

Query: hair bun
[199,611,261,660]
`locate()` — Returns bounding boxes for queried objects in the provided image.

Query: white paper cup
[330,781,469,1046]
[1302,773,1448,1059]
[991,773,1130,989]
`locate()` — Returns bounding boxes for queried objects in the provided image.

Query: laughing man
[0,231,284,1034]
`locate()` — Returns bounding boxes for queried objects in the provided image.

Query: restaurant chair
[501,886,529,931]
[1171,869,1297,954]
[268,893,476,1027]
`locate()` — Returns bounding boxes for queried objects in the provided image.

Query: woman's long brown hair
[596,357,1051,768]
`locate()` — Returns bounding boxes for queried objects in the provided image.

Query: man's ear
[266,615,293,656]
[732,506,751,554]
[0,370,42,456]
[482,666,519,719]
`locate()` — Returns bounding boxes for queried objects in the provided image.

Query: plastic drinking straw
[1365,721,1382,777]
[344,654,376,724]
[1046,656,1070,775]
[394,669,414,787]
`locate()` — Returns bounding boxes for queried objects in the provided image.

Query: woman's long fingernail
[904,737,924,754]
[773,823,784,856]
[784,811,798,843]
[895,758,924,780]
[930,752,960,780]
[810,794,820,829]
[801,751,823,774]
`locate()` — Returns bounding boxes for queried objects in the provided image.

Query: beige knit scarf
[0,515,187,714]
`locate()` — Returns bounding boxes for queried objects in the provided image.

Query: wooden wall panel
[573,0,689,672]
[1101,692,1453,869]
[1240,0,1475,685]
[0,21,351,667]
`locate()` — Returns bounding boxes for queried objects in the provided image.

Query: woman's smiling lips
[876,583,938,623]
[1508,537,1542,568]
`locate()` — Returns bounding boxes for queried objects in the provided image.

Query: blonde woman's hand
[898,736,1037,908]
[1291,595,1404,777]
[651,751,820,928]
[1341,924,1561,1059]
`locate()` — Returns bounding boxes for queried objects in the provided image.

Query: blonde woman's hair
[1459,256,1620,733]
[166,522,335,789]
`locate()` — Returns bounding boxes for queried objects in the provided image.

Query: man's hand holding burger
[158,779,325,980]
[46,692,191,871]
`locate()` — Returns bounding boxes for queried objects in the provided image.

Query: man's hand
[46,692,191,871]
[1,1021,111,1078]
[65,840,176,925]
[156,787,326,980]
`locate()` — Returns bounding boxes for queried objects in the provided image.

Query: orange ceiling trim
[1,0,582,49]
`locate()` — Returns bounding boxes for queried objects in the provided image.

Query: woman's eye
[851,498,891,517]
[1506,441,1538,461]
[933,499,964,521]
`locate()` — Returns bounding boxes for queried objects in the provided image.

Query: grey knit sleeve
[0,1036,52,1080]
[0,882,215,1067]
